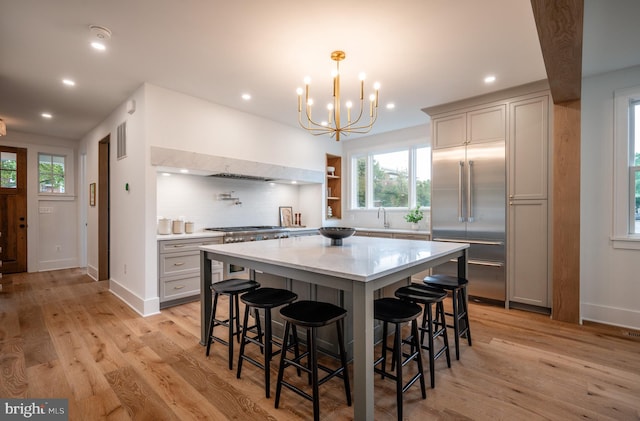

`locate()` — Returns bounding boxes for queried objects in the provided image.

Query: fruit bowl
[319,227,356,246]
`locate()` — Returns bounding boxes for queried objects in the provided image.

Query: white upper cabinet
[432,104,506,148]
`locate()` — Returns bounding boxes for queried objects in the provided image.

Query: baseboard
[109,278,160,317]
[38,258,78,272]
[581,302,640,330]
[87,264,98,280]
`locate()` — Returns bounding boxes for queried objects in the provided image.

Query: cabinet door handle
[173,285,185,290]
[467,160,474,222]
[173,262,185,266]
[458,161,465,222]
[172,244,185,248]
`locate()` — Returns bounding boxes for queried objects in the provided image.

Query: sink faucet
[377,206,390,229]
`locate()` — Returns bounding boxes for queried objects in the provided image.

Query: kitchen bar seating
[424,274,472,360]
[275,300,351,421]
[236,287,298,398]
[374,297,426,420]
[394,283,451,388]
[205,278,260,369]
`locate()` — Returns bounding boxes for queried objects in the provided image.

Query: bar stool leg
[206,292,220,357]
[227,293,235,369]
[437,301,452,368]
[426,303,436,388]
[451,290,461,360]
[236,304,251,380]
[309,327,320,421]
[460,288,472,346]
[394,322,403,420]
[412,319,427,399]
[264,308,273,398]
[274,320,290,409]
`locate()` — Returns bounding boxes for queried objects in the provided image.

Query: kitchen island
[200,235,469,421]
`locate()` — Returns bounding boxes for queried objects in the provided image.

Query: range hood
[150,146,324,184]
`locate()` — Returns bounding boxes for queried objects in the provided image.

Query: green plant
[404,206,423,223]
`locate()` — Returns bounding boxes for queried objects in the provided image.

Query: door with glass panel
[0,146,27,273]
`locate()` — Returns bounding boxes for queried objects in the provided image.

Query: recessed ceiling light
[179,169,189,174]
[41,113,52,119]
[62,79,75,86]
[91,42,106,51]
[161,172,171,177]
[241,93,251,100]
[484,75,496,84]
[386,103,395,110]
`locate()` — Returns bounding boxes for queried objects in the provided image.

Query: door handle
[467,160,474,222]
[458,161,464,222]
[19,224,26,228]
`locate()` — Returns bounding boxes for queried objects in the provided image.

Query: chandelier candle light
[297,50,380,141]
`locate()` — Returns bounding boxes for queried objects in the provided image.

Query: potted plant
[404,206,423,229]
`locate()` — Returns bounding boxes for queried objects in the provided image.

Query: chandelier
[297,51,380,142]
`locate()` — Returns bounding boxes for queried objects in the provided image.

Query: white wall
[581,64,640,329]
[1,131,79,272]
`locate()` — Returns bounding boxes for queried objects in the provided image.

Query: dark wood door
[0,146,27,273]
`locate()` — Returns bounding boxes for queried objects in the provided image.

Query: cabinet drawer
[161,275,200,301]
[159,237,222,253]
[159,251,200,277]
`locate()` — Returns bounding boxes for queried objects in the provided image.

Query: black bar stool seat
[424,274,472,360]
[275,300,351,421]
[205,278,260,370]
[374,297,426,421]
[395,283,451,388]
[236,287,298,398]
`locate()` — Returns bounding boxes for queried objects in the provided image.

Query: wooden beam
[551,100,581,323]
[530,0,584,103]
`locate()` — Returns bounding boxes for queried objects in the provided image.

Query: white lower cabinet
[508,200,549,307]
[158,236,223,308]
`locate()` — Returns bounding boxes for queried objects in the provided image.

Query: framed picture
[279,206,293,227]
[89,183,96,207]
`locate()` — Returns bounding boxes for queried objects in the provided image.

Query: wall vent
[117,121,127,160]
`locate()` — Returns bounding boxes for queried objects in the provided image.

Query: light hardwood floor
[1,269,639,420]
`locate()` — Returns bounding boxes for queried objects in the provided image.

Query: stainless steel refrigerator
[430,140,506,302]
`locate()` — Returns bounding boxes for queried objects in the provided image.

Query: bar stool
[205,278,260,369]
[394,283,451,388]
[236,287,298,398]
[424,274,472,360]
[374,297,426,421]
[274,300,351,421]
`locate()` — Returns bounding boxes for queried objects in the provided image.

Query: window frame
[349,144,430,210]
[612,86,640,249]
[38,152,67,194]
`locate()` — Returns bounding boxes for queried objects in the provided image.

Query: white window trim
[612,86,640,249]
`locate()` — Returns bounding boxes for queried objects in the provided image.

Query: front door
[0,146,27,273]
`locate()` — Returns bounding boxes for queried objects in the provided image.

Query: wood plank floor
[1,268,639,420]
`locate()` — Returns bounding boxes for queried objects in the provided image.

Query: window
[1,151,17,188]
[351,146,430,209]
[39,153,66,193]
[613,86,640,248]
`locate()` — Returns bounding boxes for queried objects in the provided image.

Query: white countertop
[200,235,467,282]
[353,227,430,235]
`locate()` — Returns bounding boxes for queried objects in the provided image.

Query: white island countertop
[200,235,461,283]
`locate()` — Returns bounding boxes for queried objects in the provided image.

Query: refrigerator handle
[467,160,474,222]
[458,161,465,222]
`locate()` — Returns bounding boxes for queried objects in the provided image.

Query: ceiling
[0,0,638,142]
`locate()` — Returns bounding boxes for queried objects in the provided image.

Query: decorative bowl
[319,227,356,246]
